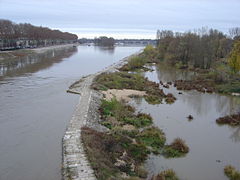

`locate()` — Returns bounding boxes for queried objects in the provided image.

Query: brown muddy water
[0,45,142,180]
[131,65,240,180]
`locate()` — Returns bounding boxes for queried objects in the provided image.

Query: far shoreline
[0,43,78,61]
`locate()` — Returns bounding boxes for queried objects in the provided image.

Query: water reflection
[230,126,240,142]
[94,46,115,54]
[0,45,142,180]
[134,64,240,180]
[155,64,196,82]
[0,47,77,79]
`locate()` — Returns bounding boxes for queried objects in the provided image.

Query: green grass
[92,72,146,91]
[122,113,153,128]
[137,127,166,154]
[100,98,153,129]
[92,71,167,105]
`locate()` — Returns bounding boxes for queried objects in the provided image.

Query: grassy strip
[92,71,175,105]
[224,165,240,180]
[99,98,153,129]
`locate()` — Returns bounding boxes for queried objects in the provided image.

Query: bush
[122,113,153,128]
[224,165,240,180]
[120,55,148,71]
[163,138,189,158]
[137,127,166,154]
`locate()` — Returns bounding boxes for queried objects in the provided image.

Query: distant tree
[228,40,240,73]
[0,19,78,48]
[156,28,233,69]
[229,27,240,40]
[94,36,114,46]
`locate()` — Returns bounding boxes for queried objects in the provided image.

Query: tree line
[156,27,240,69]
[0,19,78,49]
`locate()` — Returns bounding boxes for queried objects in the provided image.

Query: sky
[0,0,240,39]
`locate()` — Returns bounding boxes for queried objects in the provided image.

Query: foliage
[144,95,162,104]
[100,98,153,128]
[83,98,167,179]
[224,165,240,180]
[163,138,189,158]
[217,81,240,94]
[81,127,123,180]
[228,40,240,73]
[156,28,233,69]
[120,55,148,71]
[123,113,153,128]
[137,127,166,154]
[151,169,179,180]
[94,36,115,46]
[92,71,168,104]
[92,72,146,91]
[143,45,158,62]
[216,113,240,126]
[0,19,77,48]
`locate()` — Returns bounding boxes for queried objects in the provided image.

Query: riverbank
[62,53,138,180]
[63,46,240,180]
[0,43,77,61]
[63,49,188,180]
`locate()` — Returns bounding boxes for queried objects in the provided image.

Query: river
[0,45,142,180]
[132,64,240,180]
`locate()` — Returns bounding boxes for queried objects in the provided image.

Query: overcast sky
[0,0,240,39]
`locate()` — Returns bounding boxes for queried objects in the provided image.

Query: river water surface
[0,45,142,180]
[132,65,240,180]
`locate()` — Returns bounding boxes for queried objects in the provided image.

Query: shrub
[224,165,240,180]
[163,138,189,158]
[122,113,153,128]
[120,56,147,71]
[137,127,166,154]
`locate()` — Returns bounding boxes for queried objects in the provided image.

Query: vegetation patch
[119,55,149,72]
[150,169,179,180]
[224,165,240,180]
[92,71,172,105]
[163,138,189,158]
[123,113,153,128]
[82,126,151,180]
[144,95,162,104]
[217,81,240,94]
[82,96,189,179]
[216,113,240,126]
[174,79,215,93]
[119,45,158,72]
[165,93,177,104]
[99,98,153,128]
[92,72,146,91]
[137,127,166,154]
[81,127,124,180]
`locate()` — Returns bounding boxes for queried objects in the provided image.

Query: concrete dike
[62,53,139,180]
